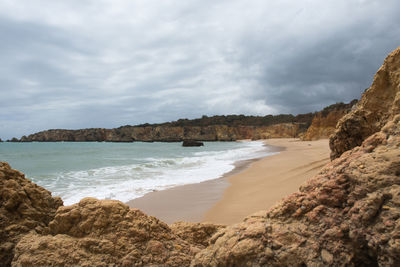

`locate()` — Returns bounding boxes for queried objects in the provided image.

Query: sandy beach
[128,138,330,224]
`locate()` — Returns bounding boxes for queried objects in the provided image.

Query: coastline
[127,142,282,224]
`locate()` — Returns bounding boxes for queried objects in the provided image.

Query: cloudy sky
[1,0,399,139]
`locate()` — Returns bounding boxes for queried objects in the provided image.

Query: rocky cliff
[302,100,357,141]
[330,46,400,159]
[11,97,359,143]
[17,124,302,142]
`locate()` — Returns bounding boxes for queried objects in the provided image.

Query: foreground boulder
[192,115,400,266]
[0,162,63,267]
[12,198,196,266]
[330,46,400,160]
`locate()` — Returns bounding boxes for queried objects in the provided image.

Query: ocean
[0,141,276,205]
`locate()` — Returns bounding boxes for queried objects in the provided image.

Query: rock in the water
[330,46,400,159]
[182,140,204,147]
[0,162,63,267]
[12,198,196,266]
[192,115,400,266]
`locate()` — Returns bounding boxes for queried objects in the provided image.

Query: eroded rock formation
[192,115,400,266]
[330,46,400,159]
[302,100,357,141]
[0,162,63,267]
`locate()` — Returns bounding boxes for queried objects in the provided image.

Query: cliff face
[302,100,357,141]
[330,46,400,159]
[18,123,302,142]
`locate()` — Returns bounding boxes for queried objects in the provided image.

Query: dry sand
[205,138,330,224]
[128,138,330,225]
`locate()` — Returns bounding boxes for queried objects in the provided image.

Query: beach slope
[205,138,330,224]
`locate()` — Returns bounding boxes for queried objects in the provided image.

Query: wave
[41,141,276,205]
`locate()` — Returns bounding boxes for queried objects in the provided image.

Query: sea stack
[182,140,204,147]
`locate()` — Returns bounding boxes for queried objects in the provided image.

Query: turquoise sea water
[0,141,275,205]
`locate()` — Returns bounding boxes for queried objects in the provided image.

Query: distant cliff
[10,102,359,143]
[15,113,316,142]
[18,124,301,142]
[301,100,357,141]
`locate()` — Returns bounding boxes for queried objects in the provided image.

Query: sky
[1,0,400,139]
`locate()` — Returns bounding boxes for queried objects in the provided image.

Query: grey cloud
[0,0,399,139]
[236,2,400,114]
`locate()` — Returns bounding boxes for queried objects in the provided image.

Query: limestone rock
[330,46,400,159]
[191,115,400,266]
[302,100,357,141]
[12,198,195,266]
[0,162,63,267]
[170,222,226,249]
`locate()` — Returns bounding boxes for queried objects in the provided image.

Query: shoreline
[128,138,330,225]
[127,142,283,224]
[204,138,330,224]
